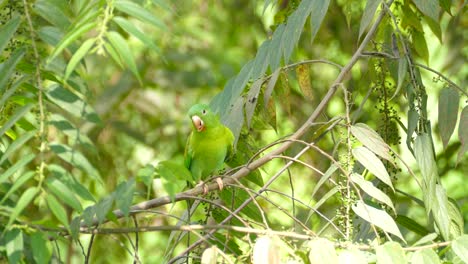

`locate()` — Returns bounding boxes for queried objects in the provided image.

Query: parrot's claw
[196,181,209,195]
[215,177,224,191]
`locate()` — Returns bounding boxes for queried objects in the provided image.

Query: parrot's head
[188,103,220,132]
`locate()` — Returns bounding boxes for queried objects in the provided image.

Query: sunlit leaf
[46,193,70,227]
[359,0,382,39]
[0,153,35,184]
[410,249,440,264]
[412,0,440,22]
[0,48,25,93]
[201,246,219,264]
[311,164,337,199]
[414,133,438,214]
[47,21,97,63]
[297,64,313,101]
[376,242,407,264]
[0,171,35,205]
[4,229,23,264]
[106,31,141,82]
[0,15,20,53]
[308,238,338,264]
[412,30,429,64]
[352,200,405,241]
[350,123,393,162]
[8,187,39,227]
[31,232,52,264]
[115,0,166,29]
[113,16,160,53]
[0,130,36,166]
[448,199,464,239]
[65,38,96,80]
[34,0,71,30]
[432,184,450,240]
[337,249,367,264]
[413,233,438,246]
[46,177,83,212]
[438,88,459,149]
[352,147,394,191]
[452,235,468,263]
[350,173,395,213]
[252,237,279,264]
[457,106,468,164]
[246,79,263,128]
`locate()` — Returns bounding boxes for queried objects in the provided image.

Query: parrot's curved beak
[192,115,205,132]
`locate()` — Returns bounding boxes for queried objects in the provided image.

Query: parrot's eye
[202,109,207,115]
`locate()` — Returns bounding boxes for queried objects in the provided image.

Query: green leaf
[31,232,52,264]
[50,143,101,181]
[8,187,39,227]
[0,103,34,138]
[115,178,135,217]
[413,233,438,246]
[113,16,160,53]
[95,195,115,224]
[0,130,36,166]
[458,106,468,163]
[412,0,440,22]
[157,160,191,201]
[46,177,83,212]
[65,38,96,80]
[439,0,452,15]
[0,16,20,53]
[309,0,330,43]
[352,200,405,242]
[46,194,70,228]
[359,0,382,39]
[412,30,429,64]
[106,31,141,82]
[264,68,281,106]
[350,173,395,213]
[47,21,97,63]
[448,199,464,239]
[4,229,23,264]
[48,164,95,202]
[46,85,101,123]
[350,123,393,162]
[232,60,254,103]
[337,249,368,264]
[376,242,407,264]
[34,0,71,30]
[223,97,245,146]
[0,47,26,94]
[103,41,124,68]
[438,88,459,149]
[0,76,27,109]
[391,57,407,100]
[352,147,394,191]
[137,164,156,188]
[0,153,35,184]
[452,235,468,263]
[49,114,96,151]
[407,108,419,152]
[432,184,450,240]
[414,133,438,215]
[396,215,430,237]
[251,41,271,80]
[268,24,285,71]
[311,164,337,199]
[114,0,166,29]
[410,249,441,264]
[245,79,263,128]
[308,238,338,264]
[0,171,35,204]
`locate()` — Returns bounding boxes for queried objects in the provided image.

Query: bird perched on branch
[184,103,234,193]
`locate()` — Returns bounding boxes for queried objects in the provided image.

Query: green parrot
[184,103,234,189]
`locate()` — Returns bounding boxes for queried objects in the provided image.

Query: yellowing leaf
[296,64,313,101]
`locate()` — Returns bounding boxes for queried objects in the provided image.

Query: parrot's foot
[196,181,209,195]
[215,177,224,191]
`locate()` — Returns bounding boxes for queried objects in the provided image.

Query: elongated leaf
[350,123,393,162]
[309,0,330,43]
[0,130,36,165]
[50,143,101,181]
[49,114,95,150]
[0,103,34,138]
[308,238,338,264]
[8,187,39,227]
[95,195,115,224]
[223,97,245,146]
[352,200,405,241]
[31,232,52,264]
[311,164,337,199]
[391,57,407,100]
[0,16,20,53]
[268,24,285,71]
[407,108,419,152]
[46,85,100,123]
[359,0,382,39]
[448,199,464,239]
[351,173,395,213]
[414,133,438,214]
[0,77,27,109]
[157,160,191,201]
[410,249,440,264]
[4,229,23,264]
[106,31,141,82]
[48,21,97,63]
[113,16,160,53]
[251,41,271,80]
[245,79,263,128]
[46,177,83,212]
[452,235,468,263]
[115,178,135,217]
[413,233,438,246]
[376,242,407,264]
[432,184,450,240]
[48,164,96,202]
[114,0,166,29]
[232,60,254,102]
[458,106,468,163]
[438,88,459,149]
[46,194,69,227]
[352,147,394,191]
[0,171,35,204]
[396,215,430,236]
[0,48,26,93]
[264,68,281,106]
[65,38,96,80]
[34,0,71,30]
[0,153,35,184]
[297,64,313,101]
[412,30,429,64]
[412,0,440,22]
